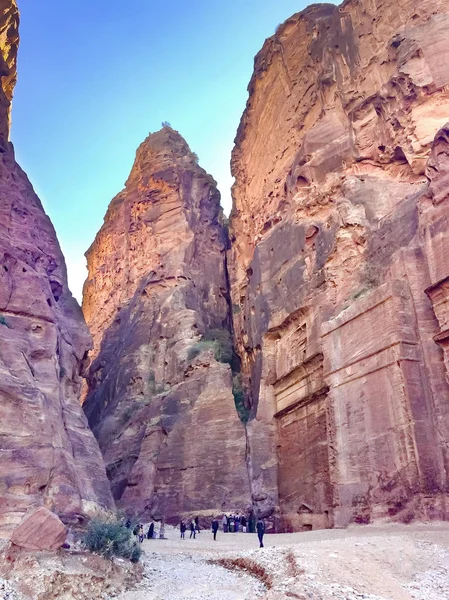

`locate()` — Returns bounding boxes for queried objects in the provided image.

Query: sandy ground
[114,522,449,600]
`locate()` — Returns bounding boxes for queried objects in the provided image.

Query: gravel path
[116,552,265,600]
[112,523,449,600]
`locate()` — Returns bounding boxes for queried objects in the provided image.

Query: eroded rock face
[83,127,250,520]
[0,0,113,537]
[229,0,449,528]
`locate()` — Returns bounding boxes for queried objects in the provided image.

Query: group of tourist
[124,512,267,548]
[125,518,166,543]
[180,513,266,547]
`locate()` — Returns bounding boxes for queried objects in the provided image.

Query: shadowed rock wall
[229,0,449,529]
[83,127,250,521]
[0,0,114,537]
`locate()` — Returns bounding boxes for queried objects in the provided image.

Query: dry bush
[285,549,305,578]
[209,557,273,589]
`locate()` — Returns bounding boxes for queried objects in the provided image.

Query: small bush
[204,328,233,364]
[82,516,142,563]
[232,303,241,315]
[187,340,216,361]
[232,374,250,423]
[0,315,9,327]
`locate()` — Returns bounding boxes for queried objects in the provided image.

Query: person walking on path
[159,519,166,539]
[147,522,154,539]
[222,514,228,533]
[235,514,240,532]
[241,515,247,533]
[180,520,186,539]
[190,519,196,539]
[256,517,265,548]
[212,518,219,541]
[138,524,144,543]
[194,515,200,533]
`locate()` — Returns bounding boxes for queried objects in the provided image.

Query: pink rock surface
[0,0,114,537]
[83,128,250,521]
[10,507,67,551]
[229,0,449,528]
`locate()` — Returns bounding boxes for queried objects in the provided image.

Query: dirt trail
[114,523,449,600]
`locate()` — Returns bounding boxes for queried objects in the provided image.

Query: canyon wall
[0,0,113,538]
[229,0,449,529]
[83,127,250,521]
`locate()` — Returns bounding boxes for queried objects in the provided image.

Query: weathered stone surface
[10,507,67,551]
[0,0,114,537]
[83,127,250,521]
[229,0,449,528]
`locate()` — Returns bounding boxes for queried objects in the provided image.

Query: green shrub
[232,374,250,423]
[0,315,9,327]
[82,516,142,563]
[203,328,233,364]
[187,340,216,361]
[232,304,241,315]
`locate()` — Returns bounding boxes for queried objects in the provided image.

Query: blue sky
[12,0,310,300]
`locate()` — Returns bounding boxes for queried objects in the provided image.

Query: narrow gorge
[1,0,449,562]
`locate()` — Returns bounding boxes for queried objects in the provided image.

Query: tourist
[190,519,196,539]
[241,514,247,533]
[248,510,255,533]
[222,514,228,533]
[235,513,240,532]
[229,515,234,533]
[159,519,166,539]
[195,515,200,533]
[138,524,144,543]
[125,518,132,529]
[212,517,219,541]
[180,520,186,539]
[147,522,154,539]
[256,517,265,548]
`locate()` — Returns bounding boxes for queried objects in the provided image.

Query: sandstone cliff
[229,0,449,529]
[0,0,113,537]
[83,127,250,520]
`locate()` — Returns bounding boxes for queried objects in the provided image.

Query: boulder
[10,507,68,551]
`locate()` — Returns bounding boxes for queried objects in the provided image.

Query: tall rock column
[0,0,114,537]
[83,127,250,520]
[229,0,449,529]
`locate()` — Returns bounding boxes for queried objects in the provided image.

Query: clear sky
[12,0,311,301]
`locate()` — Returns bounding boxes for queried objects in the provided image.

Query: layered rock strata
[229,0,449,529]
[83,127,250,520]
[0,0,113,537]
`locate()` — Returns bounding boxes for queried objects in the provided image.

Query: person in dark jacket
[180,520,186,539]
[194,515,200,533]
[190,519,196,539]
[241,515,247,533]
[256,518,265,548]
[212,518,219,541]
[147,522,154,539]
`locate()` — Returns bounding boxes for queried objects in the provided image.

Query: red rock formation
[10,507,67,551]
[0,0,113,538]
[229,0,449,529]
[83,127,250,521]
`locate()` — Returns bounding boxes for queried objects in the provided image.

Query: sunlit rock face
[83,127,250,521]
[0,0,114,537]
[229,0,449,529]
